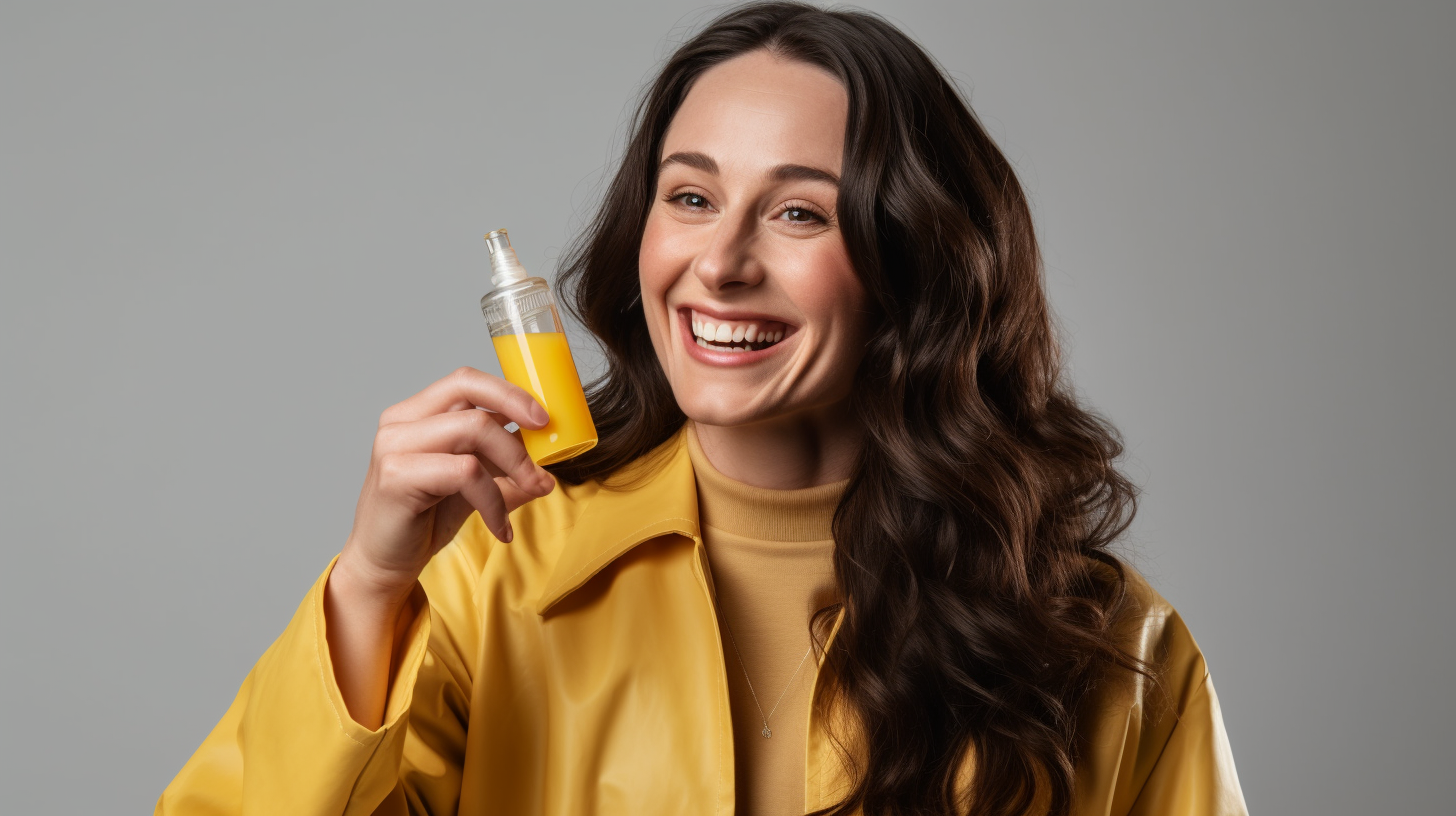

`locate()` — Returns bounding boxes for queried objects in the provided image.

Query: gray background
[1,1,1451,813]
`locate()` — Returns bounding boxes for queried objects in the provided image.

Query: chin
[672,388,780,429]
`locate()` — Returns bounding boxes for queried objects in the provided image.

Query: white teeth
[688,310,787,348]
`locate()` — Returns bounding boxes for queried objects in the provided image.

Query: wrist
[329,549,419,614]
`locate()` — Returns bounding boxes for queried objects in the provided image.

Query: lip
[683,302,794,324]
[676,305,796,367]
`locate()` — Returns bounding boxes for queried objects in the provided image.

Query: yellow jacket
[158,428,1247,815]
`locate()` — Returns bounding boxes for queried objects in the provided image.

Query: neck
[691,405,862,490]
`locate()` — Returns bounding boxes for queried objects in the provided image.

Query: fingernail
[501,521,514,543]
[531,402,549,426]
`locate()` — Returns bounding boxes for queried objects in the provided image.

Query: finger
[430,474,550,556]
[479,408,520,428]
[375,409,553,496]
[432,473,551,555]
[430,493,481,554]
[381,367,549,430]
[464,407,522,436]
[378,452,512,541]
[496,472,553,514]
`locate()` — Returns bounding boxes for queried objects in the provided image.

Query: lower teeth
[697,337,776,352]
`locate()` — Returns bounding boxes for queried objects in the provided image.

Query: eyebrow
[658,151,840,187]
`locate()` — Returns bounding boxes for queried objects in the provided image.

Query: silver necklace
[717,611,815,739]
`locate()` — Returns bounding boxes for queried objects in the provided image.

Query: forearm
[162,555,444,815]
[324,554,415,730]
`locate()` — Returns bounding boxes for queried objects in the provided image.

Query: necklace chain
[717,610,815,739]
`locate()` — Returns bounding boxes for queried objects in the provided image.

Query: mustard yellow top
[687,424,844,816]
[157,426,1247,815]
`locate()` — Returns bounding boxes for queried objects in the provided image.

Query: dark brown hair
[548,3,1145,814]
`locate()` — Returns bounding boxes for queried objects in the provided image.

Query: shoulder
[1117,565,1210,694]
[1076,564,1248,813]
[1090,561,1214,732]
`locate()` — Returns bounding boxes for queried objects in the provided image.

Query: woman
[159,3,1245,815]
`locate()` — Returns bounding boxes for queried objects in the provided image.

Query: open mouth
[686,308,790,353]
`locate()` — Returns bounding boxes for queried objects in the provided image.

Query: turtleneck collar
[685,422,848,542]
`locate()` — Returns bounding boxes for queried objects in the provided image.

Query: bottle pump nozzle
[484,228,529,287]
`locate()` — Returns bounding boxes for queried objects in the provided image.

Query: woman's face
[639,49,872,429]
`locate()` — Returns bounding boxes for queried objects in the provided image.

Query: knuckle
[456,455,486,481]
[464,408,491,432]
[374,422,403,452]
[376,453,408,489]
[378,405,399,428]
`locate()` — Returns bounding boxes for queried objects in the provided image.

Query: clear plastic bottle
[479,229,597,465]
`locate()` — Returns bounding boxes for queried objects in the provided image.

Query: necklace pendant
[761,726,772,739]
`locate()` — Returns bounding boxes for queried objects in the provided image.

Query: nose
[690,214,764,293]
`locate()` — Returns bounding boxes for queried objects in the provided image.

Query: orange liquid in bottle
[492,331,597,465]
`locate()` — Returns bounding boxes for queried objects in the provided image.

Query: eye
[776,202,827,225]
[669,192,711,210]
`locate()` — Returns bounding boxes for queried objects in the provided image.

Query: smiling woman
[158,3,1246,816]
[637,51,870,485]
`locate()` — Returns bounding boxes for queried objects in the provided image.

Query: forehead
[661,50,848,176]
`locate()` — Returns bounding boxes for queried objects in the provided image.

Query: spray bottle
[480,229,597,465]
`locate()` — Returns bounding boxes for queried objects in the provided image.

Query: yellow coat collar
[536,425,701,615]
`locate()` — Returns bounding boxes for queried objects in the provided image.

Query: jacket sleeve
[156,524,492,816]
[1124,672,1247,816]
[1075,575,1250,816]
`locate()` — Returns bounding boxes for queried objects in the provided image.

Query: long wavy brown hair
[547,3,1146,814]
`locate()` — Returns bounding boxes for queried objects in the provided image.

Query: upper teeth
[690,311,785,347]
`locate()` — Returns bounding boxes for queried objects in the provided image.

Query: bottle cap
[484,228,529,287]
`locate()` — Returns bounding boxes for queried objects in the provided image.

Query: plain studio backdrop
[1,1,1451,812]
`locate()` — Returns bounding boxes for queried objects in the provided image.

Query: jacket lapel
[536,426,702,615]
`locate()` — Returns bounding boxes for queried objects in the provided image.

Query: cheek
[789,244,868,337]
[636,215,677,351]
[637,212,682,301]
